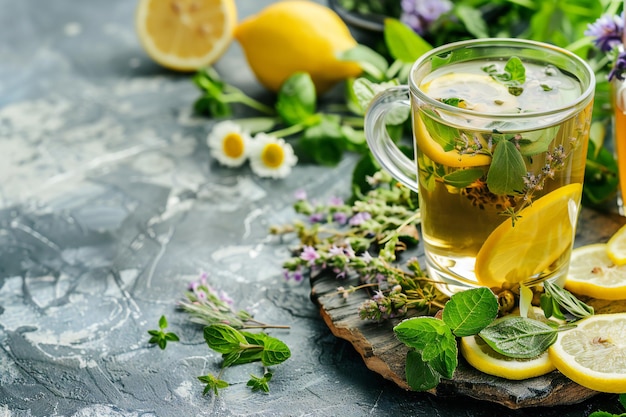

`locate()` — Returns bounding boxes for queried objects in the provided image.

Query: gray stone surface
[0,0,623,416]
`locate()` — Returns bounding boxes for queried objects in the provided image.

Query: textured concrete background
[0,1,623,416]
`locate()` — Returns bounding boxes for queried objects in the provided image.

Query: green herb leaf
[442,168,484,188]
[394,317,457,379]
[351,78,400,114]
[204,324,247,354]
[275,72,317,126]
[384,18,433,63]
[299,115,346,166]
[405,350,440,391]
[158,315,168,329]
[479,316,558,358]
[247,372,273,393]
[339,45,388,80]
[259,336,291,366]
[517,126,559,156]
[504,56,526,85]
[454,4,488,38]
[486,139,526,195]
[543,280,594,319]
[198,373,229,396]
[442,287,499,337]
[420,112,458,152]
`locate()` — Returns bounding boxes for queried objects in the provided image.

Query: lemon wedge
[564,243,626,300]
[549,313,626,393]
[607,224,626,266]
[474,183,582,288]
[135,0,237,71]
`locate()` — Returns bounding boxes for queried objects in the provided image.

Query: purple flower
[329,245,345,256]
[610,50,626,81]
[309,212,324,223]
[328,196,344,206]
[219,290,234,306]
[333,212,348,225]
[585,13,624,53]
[400,0,452,35]
[349,211,372,226]
[293,268,304,282]
[294,189,307,201]
[300,245,320,265]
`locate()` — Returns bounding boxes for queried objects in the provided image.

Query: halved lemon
[607,224,626,266]
[565,243,626,300]
[475,183,582,288]
[549,313,626,393]
[460,335,555,380]
[135,0,237,71]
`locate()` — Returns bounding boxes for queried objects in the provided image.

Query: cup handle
[364,85,419,193]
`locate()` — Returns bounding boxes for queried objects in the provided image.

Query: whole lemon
[234,1,362,94]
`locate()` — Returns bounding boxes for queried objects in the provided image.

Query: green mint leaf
[383,18,432,63]
[247,372,273,393]
[275,72,317,126]
[198,374,229,396]
[441,98,463,107]
[508,86,524,96]
[222,350,244,368]
[300,116,346,166]
[394,317,457,379]
[420,112,458,152]
[204,324,247,354]
[158,339,167,350]
[442,287,499,337]
[543,280,594,319]
[619,393,626,409]
[486,139,526,195]
[588,412,618,417]
[164,332,180,342]
[259,336,291,366]
[338,45,388,80]
[454,4,488,38]
[148,335,160,344]
[147,330,161,337]
[351,78,400,114]
[478,316,558,359]
[159,315,168,329]
[405,350,440,391]
[517,126,559,156]
[442,168,484,188]
[193,95,232,117]
[504,56,526,85]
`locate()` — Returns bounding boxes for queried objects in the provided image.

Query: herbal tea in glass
[365,39,595,293]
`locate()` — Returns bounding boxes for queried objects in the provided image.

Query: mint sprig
[394,287,498,390]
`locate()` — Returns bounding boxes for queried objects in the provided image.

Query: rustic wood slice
[310,207,626,409]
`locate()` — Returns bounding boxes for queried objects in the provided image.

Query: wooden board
[310,207,626,409]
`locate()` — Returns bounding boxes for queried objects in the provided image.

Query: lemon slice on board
[460,335,555,380]
[549,313,626,393]
[607,224,626,266]
[564,243,626,300]
[474,183,582,288]
[135,0,237,71]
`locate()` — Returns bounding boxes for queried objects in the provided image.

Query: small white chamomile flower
[207,120,252,167]
[249,133,298,179]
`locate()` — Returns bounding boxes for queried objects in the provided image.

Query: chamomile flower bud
[249,133,298,179]
[207,120,252,167]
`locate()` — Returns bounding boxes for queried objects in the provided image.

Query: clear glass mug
[364,38,595,294]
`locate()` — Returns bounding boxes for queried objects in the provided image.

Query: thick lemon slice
[565,243,626,300]
[135,0,237,71]
[460,335,555,380]
[549,313,626,393]
[475,183,582,287]
[607,224,626,266]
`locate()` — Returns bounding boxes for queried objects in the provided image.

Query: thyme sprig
[274,170,448,321]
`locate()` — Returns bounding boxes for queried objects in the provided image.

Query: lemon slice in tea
[549,313,626,393]
[565,243,626,300]
[475,183,582,288]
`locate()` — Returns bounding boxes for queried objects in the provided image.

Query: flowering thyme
[274,171,447,321]
[179,272,289,329]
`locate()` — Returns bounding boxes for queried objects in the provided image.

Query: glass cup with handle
[364,38,596,294]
